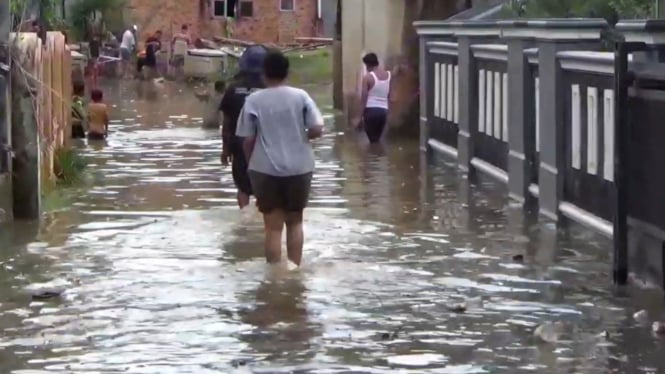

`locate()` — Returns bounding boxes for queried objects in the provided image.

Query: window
[280,0,294,11]
[239,1,253,17]
[212,0,237,17]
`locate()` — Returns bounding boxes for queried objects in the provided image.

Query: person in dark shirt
[219,45,267,209]
[88,33,101,87]
[143,30,162,78]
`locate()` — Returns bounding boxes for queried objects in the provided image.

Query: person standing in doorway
[120,25,137,78]
[220,45,267,209]
[236,50,324,266]
[360,53,391,143]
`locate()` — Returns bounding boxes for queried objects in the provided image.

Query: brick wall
[125,0,321,45]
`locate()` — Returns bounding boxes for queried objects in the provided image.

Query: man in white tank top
[170,24,191,76]
[360,53,391,143]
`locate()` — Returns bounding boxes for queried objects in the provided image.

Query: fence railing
[414,18,665,289]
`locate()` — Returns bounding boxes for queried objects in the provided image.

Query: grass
[42,148,88,213]
[53,148,87,186]
[286,47,332,86]
[206,47,332,86]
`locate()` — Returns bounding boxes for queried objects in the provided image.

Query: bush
[53,148,87,185]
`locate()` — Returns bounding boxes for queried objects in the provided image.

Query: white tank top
[366,71,391,109]
[172,39,188,56]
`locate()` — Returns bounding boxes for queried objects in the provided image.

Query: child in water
[71,81,87,139]
[87,89,109,140]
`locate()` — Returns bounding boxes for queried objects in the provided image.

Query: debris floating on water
[653,322,665,335]
[634,310,649,324]
[534,321,565,343]
[512,254,524,262]
[30,290,63,301]
[447,303,467,313]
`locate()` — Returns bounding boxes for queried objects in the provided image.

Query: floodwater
[1,80,665,373]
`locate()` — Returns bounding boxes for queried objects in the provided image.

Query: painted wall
[340,0,404,123]
[320,0,337,37]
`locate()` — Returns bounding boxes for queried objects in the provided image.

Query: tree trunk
[387,0,468,137]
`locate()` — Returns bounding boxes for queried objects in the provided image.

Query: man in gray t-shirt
[236,50,324,266]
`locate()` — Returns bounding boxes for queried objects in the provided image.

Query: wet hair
[73,81,85,96]
[362,53,379,68]
[263,50,289,81]
[91,89,103,102]
[214,80,226,93]
[181,24,188,31]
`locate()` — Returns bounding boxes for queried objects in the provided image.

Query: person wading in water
[236,50,324,266]
[359,53,391,143]
[219,45,268,209]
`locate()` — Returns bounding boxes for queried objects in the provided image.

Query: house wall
[124,0,321,45]
[320,0,337,37]
[340,0,404,123]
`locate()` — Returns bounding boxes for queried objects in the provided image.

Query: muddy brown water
[1,80,664,373]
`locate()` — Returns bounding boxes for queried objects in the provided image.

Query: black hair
[362,53,379,68]
[73,81,85,96]
[182,24,188,30]
[263,50,289,81]
[91,89,103,102]
[214,80,226,93]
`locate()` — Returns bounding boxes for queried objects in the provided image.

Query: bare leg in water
[285,211,304,266]
[237,191,250,209]
[263,210,285,263]
[261,210,304,266]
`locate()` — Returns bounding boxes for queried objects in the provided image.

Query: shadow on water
[0,79,664,373]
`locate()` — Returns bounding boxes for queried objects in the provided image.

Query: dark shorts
[87,132,105,141]
[171,55,185,67]
[230,141,251,195]
[363,107,388,143]
[72,123,85,139]
[249,171,313,214]
[120,48,131,61]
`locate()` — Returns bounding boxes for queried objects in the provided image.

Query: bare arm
[242,136,256,161]
[104,108,110,134]
[360,73,372,110]
[304,93,324,140]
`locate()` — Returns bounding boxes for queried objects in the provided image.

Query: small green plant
[53,148,87,186]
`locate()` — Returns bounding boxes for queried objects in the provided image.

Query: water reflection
[238,268,320,366]
[0,80,664,373]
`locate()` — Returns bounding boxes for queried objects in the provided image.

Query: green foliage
[53,148,87,186]
[504,0,655,22]
[10,0,61,26]
[68,0,124,40]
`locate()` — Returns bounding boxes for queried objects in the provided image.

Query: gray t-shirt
[236,86,324,177]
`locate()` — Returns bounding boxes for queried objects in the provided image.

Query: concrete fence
[414,19,665,289]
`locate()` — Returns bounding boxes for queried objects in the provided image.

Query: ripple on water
[1,80,664,373]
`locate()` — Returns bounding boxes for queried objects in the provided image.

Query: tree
[389,0,469,135]
[68,0,123,40]
[503,0,654,23]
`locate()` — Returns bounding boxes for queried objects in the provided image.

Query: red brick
[125,0,322,45]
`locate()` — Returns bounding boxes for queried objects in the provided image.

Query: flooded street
[1,80,665,373]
